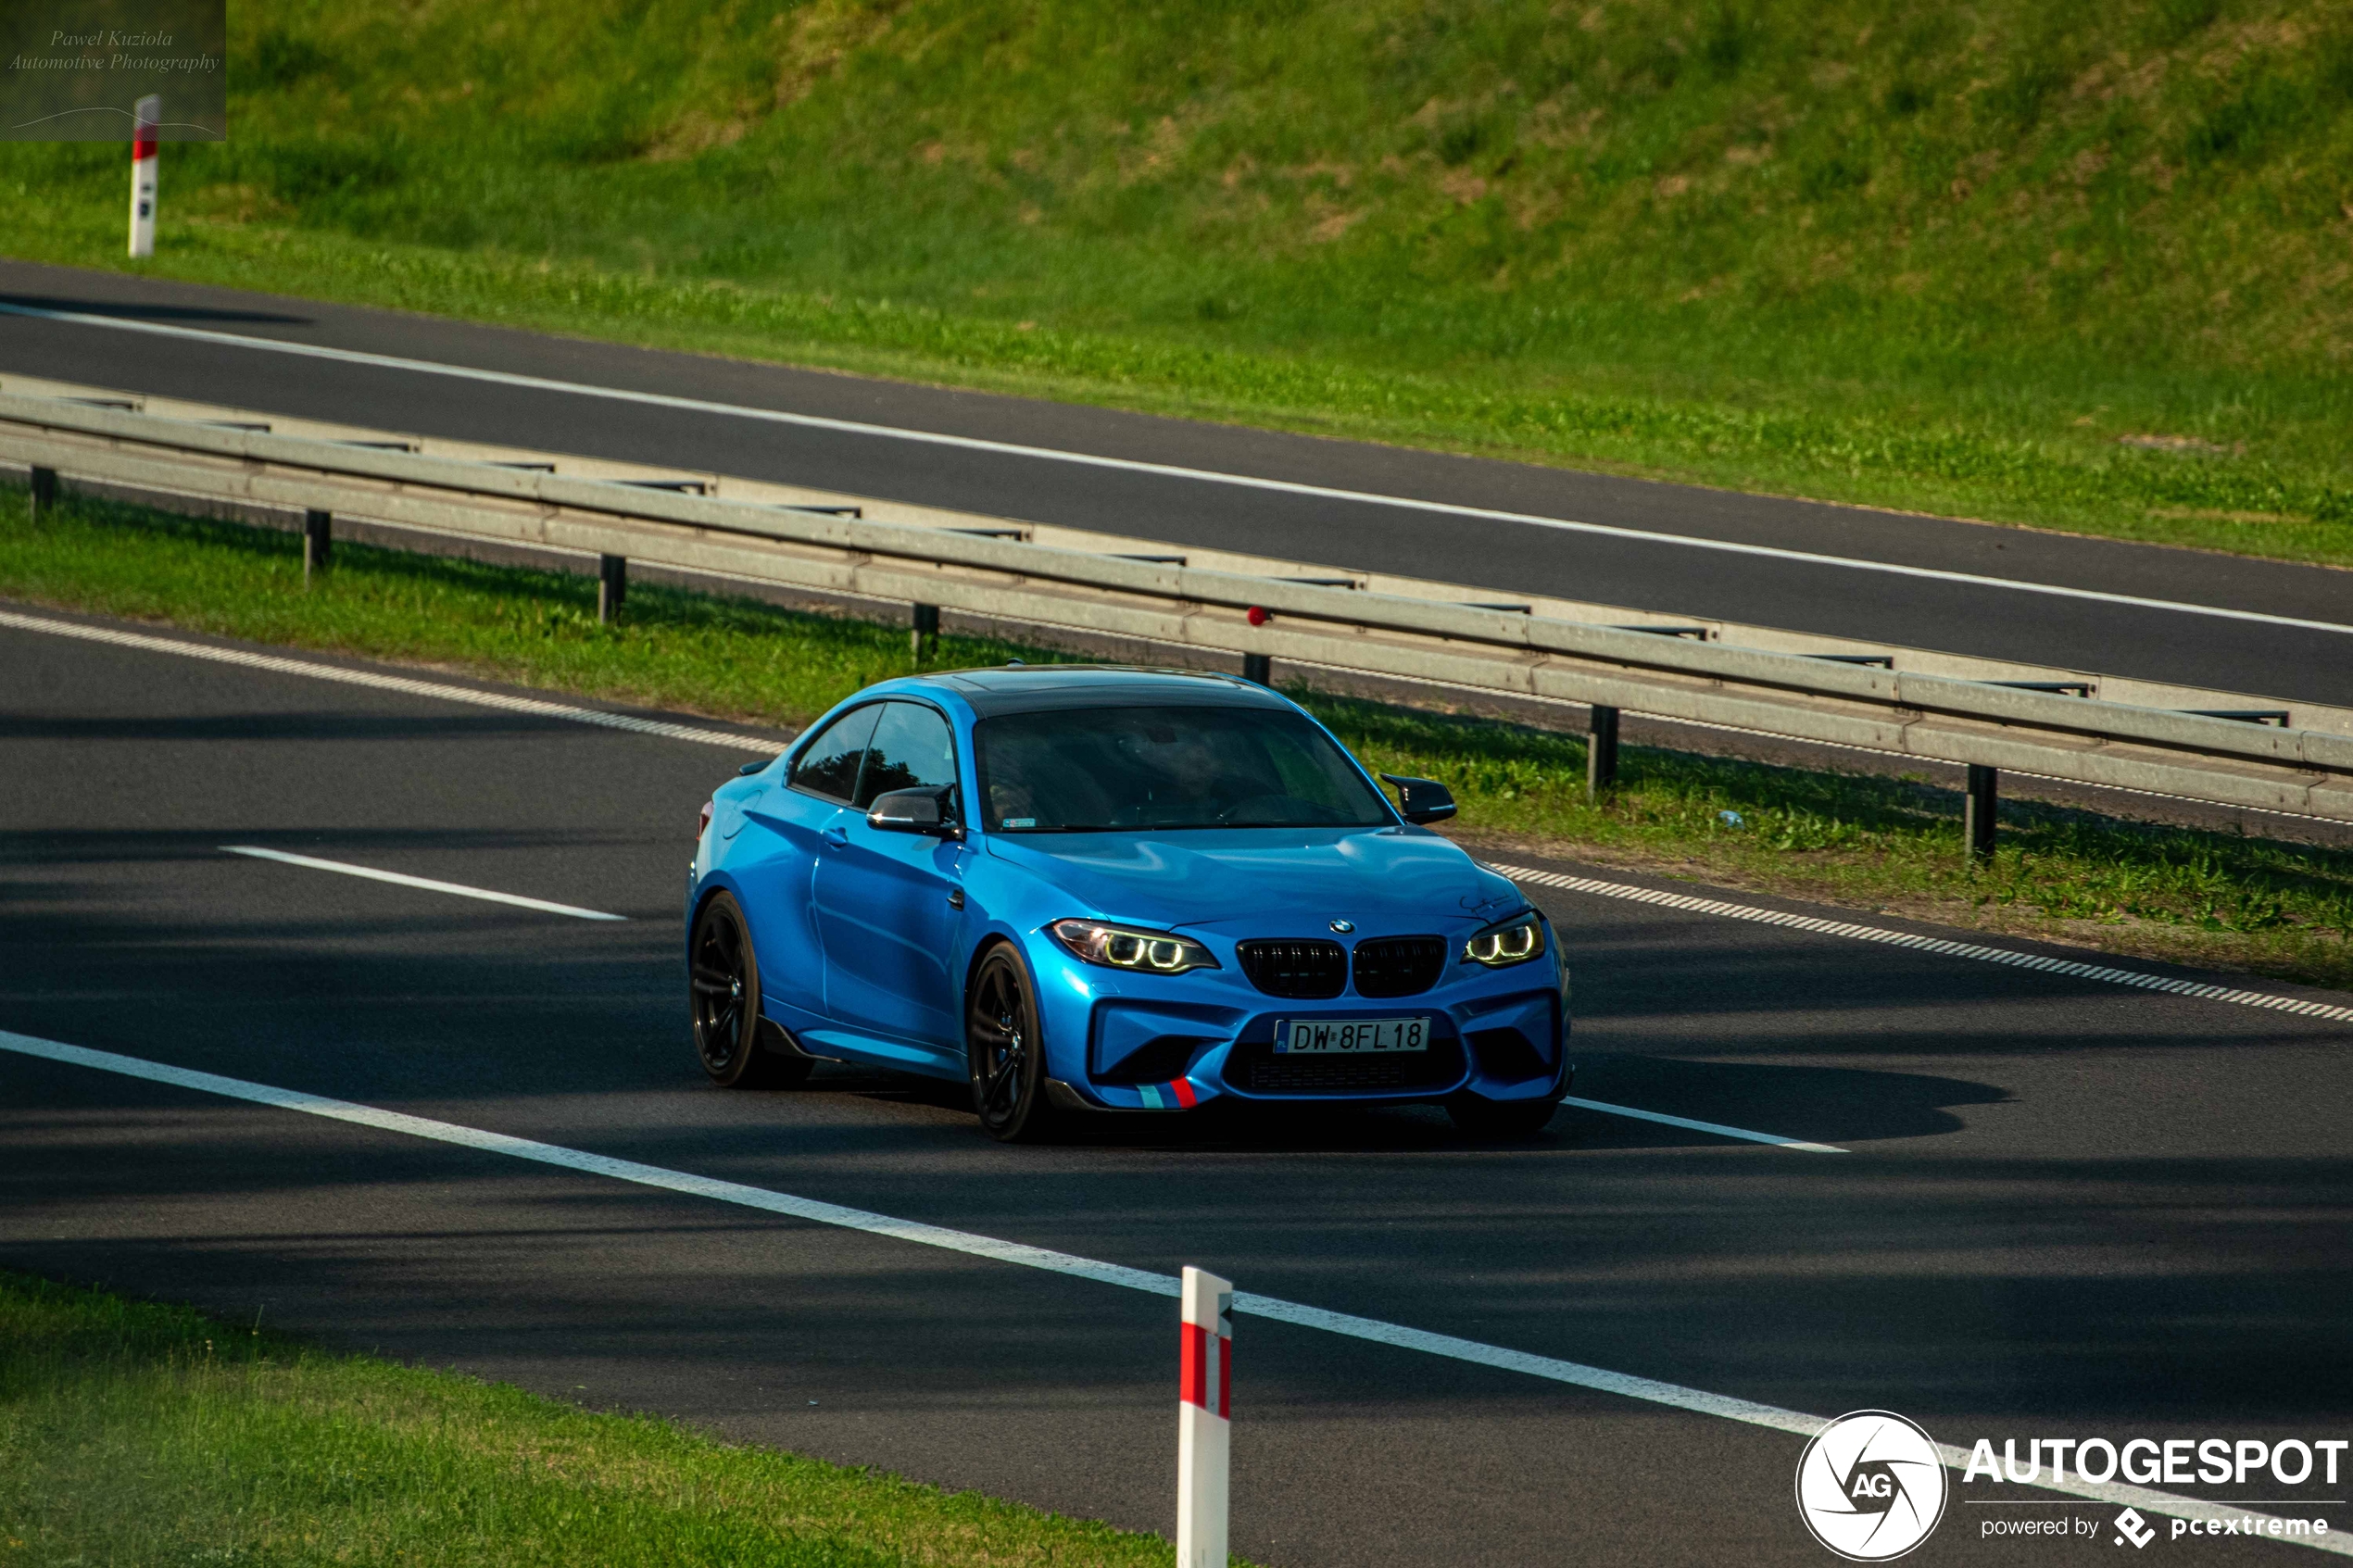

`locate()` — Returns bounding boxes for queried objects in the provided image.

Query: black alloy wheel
[688,892,811,1089]
[1446,1091,1563,1141]
[966,944,1056,1142]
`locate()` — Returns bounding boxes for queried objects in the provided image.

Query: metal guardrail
[6,392,2351,842]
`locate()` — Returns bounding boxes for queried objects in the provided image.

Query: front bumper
[1046,979,1569,1113]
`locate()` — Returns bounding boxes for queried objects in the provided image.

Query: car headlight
[1050,919,1220,974]
[1463,909,1545,968]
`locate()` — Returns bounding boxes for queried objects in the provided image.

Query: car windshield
[974,705,1393,833]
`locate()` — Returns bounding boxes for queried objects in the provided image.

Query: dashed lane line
[8,605,2347,1028]
[1498,864,2353,1026]
[0,608,1846,1148]
[0,1027,2338,1550]
[221,845,624,921]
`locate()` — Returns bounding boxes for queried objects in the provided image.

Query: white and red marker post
[128,94,160,257]
[1177,1266,1233,1568]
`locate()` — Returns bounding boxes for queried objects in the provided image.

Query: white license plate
[1276,1017,1430,1055]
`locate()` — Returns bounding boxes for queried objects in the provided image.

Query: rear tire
[689,892,813,1089]
[966,945,1057,1142]
[1447,1092,1562,1140]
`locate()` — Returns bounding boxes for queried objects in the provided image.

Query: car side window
[854,702,958,809]
[788,704,883,803]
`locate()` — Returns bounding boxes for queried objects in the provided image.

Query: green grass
[6,0,2353,561]
[0,1270,1189,1568]
[5,485,2350,990]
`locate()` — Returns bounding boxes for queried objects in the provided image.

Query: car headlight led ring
[1463,910,1545,968]
[1050,919,1219,974]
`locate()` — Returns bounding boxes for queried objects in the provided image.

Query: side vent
[1096,1035,1211,1086]
[1467,1027,1548,1082]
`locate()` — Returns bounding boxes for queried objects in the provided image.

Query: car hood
[984,827,1522,932]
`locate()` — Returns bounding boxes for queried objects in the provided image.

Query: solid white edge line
[220,845,624,921]
[1499,864,2353,1026]
[0,608,773,753]
[1560,1095,1846,1154]
[1,1028,2339,1552]
[8,302,2351,639]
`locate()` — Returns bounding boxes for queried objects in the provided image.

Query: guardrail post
[1241,653,1271,685]
[28,466,58,522]
[1177,1266,1232,1568]
[911,602,939,660]
[11,392,2347,834]
[599,554,627,624]
[1965,764,1998,865]
[1587,705,1620,799]
[302,509,333,582]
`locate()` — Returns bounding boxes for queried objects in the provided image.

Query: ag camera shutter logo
[1795,1410,1949,1561]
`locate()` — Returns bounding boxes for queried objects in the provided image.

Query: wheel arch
[685,874,743,958]
[688,871,782,976]
[959,928,1031,1040]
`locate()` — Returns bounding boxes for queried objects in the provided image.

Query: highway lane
[6,258,2353,707]
[4,609,2351,1565]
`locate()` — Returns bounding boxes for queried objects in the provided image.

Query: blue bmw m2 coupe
[686,665,1571,1141]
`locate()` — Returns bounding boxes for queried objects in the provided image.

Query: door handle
[948,887,965,910]
[821,825,849,849]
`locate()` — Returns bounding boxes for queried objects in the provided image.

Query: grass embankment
[6,0,2353,560]
[0,1270,1180,1568]
[5,489,2350,989]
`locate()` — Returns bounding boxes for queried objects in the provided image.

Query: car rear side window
[788,704,882,803]
[854,702,958,808]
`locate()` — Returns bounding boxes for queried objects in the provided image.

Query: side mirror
[867,787,961,837]
[1378,772,1456,825]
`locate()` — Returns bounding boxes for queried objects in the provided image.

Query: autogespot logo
[1796,1410,1951,1562]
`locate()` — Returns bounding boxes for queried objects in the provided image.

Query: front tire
[966,944,1057,1142]
[689,892,812,1089]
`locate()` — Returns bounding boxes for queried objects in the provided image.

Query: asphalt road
[4,605,2349,1566]
[6,258,2353,708]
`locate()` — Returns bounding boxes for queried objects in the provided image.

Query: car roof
[916,665,1295,718]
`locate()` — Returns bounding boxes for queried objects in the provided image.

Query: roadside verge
[4,483,2348,992]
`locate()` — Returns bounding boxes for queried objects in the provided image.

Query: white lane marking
[0,608,774,753]
[1562,1096,1846,1153]
[220,845,623,921]
[9,607,2343,1026]
[1,1029,2338,1551]
[1502,863,2353,1026]
[7,302,2350,640]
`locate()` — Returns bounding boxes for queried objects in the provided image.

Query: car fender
[953,846,1126,1085]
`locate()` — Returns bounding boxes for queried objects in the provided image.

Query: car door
[812,699,969,1062]
[731,702,880,1030]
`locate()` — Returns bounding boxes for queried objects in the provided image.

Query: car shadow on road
[823,1053,2002,1154]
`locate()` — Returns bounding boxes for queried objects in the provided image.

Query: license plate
[1276,1017,1429,1055]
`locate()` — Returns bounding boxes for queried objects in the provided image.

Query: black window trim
[788,696,965,813]
[786,699,887,807]
[850,696,963,816]
[970,701,1393,835]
